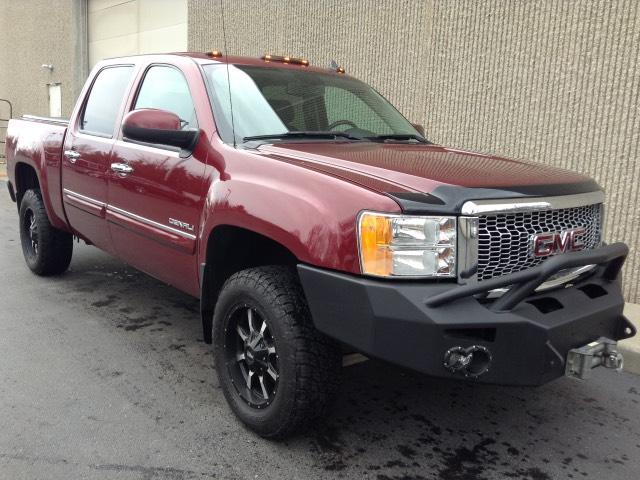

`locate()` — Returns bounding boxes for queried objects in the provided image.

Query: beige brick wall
[189,0,640,301]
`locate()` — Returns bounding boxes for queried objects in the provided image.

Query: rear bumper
[298,243,635,386]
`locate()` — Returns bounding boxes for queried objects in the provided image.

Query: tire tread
[19,189,73,276]
[215,266,341,439]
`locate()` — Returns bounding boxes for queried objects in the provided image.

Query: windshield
[203,64,422,144]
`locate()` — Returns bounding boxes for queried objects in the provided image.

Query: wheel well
[200,225,299,343]
[206,225,298,300]
[14,163,40,207]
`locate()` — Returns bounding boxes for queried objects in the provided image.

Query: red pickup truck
[5,52,635,438]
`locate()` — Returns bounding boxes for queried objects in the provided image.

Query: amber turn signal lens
[359,213,393,276]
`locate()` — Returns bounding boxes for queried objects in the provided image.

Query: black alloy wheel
[225,304,279,408]
[18,189,73,276]
[22,207,39,260]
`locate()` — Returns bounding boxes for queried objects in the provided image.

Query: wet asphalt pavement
[1,190,639,480]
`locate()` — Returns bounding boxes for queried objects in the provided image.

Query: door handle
[63,150,80,163]
[111,163,134,175]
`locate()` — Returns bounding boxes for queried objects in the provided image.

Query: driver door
[106,64,206,296]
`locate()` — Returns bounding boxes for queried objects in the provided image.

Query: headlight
[358,211,456,277]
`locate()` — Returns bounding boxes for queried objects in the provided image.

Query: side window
[81,66,134,137]
[134,66,198,128]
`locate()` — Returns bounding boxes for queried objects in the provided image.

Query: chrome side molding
[63,188,104,208]
[62,188,196,240]
[108,204,196,240]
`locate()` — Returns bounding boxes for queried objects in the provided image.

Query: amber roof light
[206,50,223,58]
[261,54,309,66]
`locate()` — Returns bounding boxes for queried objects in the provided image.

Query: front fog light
[358,212,456,278]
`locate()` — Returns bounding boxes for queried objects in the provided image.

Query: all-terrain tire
[19,189,73,276]
[213,266,341,439]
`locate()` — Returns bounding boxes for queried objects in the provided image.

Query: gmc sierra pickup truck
[5,52,635,438]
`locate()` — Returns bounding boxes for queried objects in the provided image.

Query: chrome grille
[477,203,603,281]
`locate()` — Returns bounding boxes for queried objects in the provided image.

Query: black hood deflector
[388,179,602,215]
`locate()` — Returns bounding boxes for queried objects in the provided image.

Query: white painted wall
[48,84,62,118]
[88,0,188,67]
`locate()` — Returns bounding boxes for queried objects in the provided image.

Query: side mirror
[412,123,426,137]
[122,108,199,152]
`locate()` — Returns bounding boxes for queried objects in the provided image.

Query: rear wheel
[19,189,73,276]
[213,266,341,439]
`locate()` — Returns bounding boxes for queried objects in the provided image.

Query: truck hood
[258,142,600,213]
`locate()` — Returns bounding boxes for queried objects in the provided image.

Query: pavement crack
[0,453,218,479]
[93,463,217,479]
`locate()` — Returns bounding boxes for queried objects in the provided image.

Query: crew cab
[5,52,635,438]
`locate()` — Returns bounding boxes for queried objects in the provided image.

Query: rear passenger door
[107,64,206,296]
[62,65,134,253]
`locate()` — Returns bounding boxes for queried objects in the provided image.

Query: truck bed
[21,115,70,126]
[5,115,69,230]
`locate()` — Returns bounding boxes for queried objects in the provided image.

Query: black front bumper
[298,243,635,386]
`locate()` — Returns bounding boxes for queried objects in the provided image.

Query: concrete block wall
[0,0,87,119]
[188,0,640,301]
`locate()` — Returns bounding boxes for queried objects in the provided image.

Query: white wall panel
[139,0,187,31]
[139,24,188,54]
[88,0,187,67]
[89,1,138,42]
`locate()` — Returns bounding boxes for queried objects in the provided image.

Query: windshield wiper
[243,131,363,142]
[365,134,431,144]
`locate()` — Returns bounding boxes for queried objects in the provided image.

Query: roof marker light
[206,50,223,58]
[261,54,309,66]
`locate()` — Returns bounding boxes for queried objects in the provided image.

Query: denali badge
[169,218,195,232]
[531,227,586,258]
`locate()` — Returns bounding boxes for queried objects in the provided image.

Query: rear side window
[134,66,198,128]
[81,66,134,137]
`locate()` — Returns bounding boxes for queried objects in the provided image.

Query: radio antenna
[219,0,236,147]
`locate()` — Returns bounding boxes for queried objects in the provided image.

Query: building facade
[1,0,638,302]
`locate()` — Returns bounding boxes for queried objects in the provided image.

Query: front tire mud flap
[200,263,213,344]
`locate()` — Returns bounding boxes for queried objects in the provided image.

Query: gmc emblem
[531,227,586,258]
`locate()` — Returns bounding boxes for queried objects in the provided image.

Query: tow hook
[444,345,492,378]
[565,337,624,380]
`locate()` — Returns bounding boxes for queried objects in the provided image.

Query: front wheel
[213,266,341,439]
[19,189,73,276]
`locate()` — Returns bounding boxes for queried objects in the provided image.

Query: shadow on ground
[24,246,640,480]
